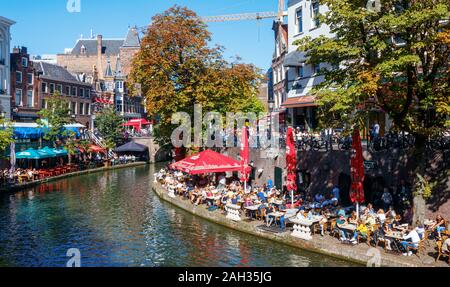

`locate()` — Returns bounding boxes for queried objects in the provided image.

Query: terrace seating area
[155,167,450,266]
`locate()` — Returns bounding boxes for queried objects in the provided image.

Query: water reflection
[0,165,357,267]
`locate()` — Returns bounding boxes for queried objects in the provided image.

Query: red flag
[286,127,297,191]
[240,127,250,182]
[350,129,365,203]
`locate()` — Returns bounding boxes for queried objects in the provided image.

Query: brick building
[10,47,39,122]
[34,61,94,127]
[57,27,145,120]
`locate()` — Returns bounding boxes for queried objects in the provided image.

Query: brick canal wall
[224,147,449,219]
[152,182,434,267]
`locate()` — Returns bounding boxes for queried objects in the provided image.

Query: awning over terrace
[170,150,242,175]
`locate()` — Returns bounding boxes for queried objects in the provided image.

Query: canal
[0,165,357,267]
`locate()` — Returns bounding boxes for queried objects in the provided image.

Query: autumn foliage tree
[294,0,449,222]
[130,6,265,145]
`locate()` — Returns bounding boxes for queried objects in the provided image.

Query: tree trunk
[411,134,427,226]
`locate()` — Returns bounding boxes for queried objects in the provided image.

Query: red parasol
[286,127,297,192]
[350,129,365,204]
[240,127,251,183]
[170,150,241,175]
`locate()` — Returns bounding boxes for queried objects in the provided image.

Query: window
[311,1,320,28]
[71,102,77,114]
[79,103,84,115]
[27,73,33,84]
[27,90,33,107]
[116,81,123,90]
[85,103,90,115]
[22,57,28,68]
[79,88,85,98]
[86,89,90,98]
[15,89,23,106]
[297,66,304,78]
[49,83,55,94]
[16,71,22,83]
[296,8,303,33]
[41,99,46,109]
[57,84,63,94]
[71,87,77,96]
[41,82,48,93]
[65,86,71,96]
[313,63,320,75]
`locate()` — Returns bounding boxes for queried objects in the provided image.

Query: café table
[266,212,285,227]
[244,205,260,220]
[385,231,406,253]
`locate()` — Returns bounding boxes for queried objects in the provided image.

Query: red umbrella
[89,145,105,153]
[240,127,251,185]
[170,150,241,175]
[350,129,365,215]
[286,127,297,207]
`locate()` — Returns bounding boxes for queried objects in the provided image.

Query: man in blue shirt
[267,177,274,189]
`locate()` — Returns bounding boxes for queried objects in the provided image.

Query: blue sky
[2,0,278,70]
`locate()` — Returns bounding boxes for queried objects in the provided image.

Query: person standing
[381,188,393,212]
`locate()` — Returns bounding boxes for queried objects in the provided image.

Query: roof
[34,61,92,86]
[115,141,148,153]
[283,51,307,67]
[281,96,317,108]
[0,16,15,26]
[123,27,140,47]
[70,39,124,56]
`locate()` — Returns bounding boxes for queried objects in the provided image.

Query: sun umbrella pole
[291,190,294,208]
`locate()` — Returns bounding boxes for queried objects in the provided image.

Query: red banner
[350,129,365,203]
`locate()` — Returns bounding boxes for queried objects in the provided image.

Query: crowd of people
[155,167,449,262]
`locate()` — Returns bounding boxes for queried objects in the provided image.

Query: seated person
[430,215,447,239]
[442,238,450,258]
[401,228,421,256]
[336,215,350,242]
[392,215,403,231]
[257,189,267,203]
[377,209,386,224]
[266,206,286,231]
[350,219,369,245]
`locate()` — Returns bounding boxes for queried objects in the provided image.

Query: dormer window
[80,45,86,54]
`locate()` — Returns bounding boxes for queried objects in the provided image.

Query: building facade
[57,27,145,120]
[282,0,332,131]
[0,16,15,119]
[10,47,39,122]
[34,61,94,127]
[271,20,288,112]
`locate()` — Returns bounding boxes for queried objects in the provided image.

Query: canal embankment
[152,182,444,267]
[1,162,147,193]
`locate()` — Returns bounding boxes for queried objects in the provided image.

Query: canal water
[0,165,357,267]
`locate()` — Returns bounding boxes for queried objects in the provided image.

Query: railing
[87,130,116,159]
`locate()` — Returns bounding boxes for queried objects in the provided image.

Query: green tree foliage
[294,0,449,222]
[37,92,73,147]
[130,6,265,144]
[0,117,14,157]
[94,106,124,150]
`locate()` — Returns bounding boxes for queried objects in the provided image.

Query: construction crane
[139,0,286,31]
[201,0,286,23]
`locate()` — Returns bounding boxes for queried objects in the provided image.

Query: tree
[130,6,265,145]
[0,117,14,158]
[294,0,449,223]
[94,106,124,152]
[37,92,72,146]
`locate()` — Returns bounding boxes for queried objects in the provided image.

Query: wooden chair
[329,220,341,239]
[436,240,450,264]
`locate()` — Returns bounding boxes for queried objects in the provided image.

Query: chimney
[97,35,103,80]
[12,46,20,54]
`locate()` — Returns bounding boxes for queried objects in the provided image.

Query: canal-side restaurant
[153,128,450,267]
[0,123,149,190]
